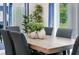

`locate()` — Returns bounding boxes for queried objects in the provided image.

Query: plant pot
[38,29,46,39]
[28,31,39,39]
[28,29,46,39]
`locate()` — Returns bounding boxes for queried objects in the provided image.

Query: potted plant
[22,4,44,39]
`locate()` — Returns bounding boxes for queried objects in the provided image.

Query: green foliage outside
[60,3,67,28]
[22,4,44,33]
[59,23,67,28]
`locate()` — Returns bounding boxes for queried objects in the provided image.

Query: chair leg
[63,51,67,55]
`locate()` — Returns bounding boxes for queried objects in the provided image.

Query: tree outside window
[60,3,67,28]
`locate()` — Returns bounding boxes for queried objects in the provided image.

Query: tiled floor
[0,42,4,49]
[0,49,5,55]
[0,41,5,55]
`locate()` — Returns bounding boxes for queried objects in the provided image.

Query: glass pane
[0,11,3,22]
[0,3,9,26]
[12,3,25,31]
[0,3,3,6]
[59,3,67,28]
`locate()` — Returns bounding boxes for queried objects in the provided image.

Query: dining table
[25,35,75,55]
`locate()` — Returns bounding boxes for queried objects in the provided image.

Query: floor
[0,41,5,55]
[0,49,5,55]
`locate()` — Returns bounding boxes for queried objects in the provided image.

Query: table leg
[67,50,70,55]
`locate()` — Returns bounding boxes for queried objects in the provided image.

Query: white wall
[29,3,49,27]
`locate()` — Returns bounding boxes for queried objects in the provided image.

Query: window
[0,3,12,26]
[12,3,25,30]
[59,3,67,28]
[0,12,3,22]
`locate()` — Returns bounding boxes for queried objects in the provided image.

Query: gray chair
[0,24,3,42]
[6,26,20,32]
[56,28,72,38]
[56,28,72,55]
[72,36,79,55]
[44,27,53,35]
[9,31,32,55]
[0,30,15,55]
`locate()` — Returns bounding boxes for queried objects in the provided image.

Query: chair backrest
[44,27,53,35]
[9,31,31,55]
[0,24,3,29]
[0,30,15,55]
[56,28,72,38]
[72,36,79,55]
[6,26,20,32]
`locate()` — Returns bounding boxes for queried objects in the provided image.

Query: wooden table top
[27,37,75,50]
[24,34,76,54]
